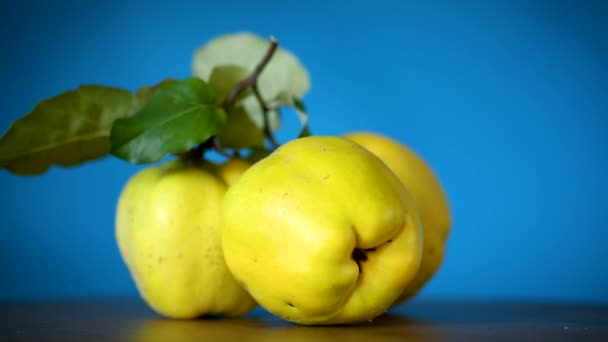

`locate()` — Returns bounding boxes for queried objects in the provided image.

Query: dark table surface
[1,298,606,341]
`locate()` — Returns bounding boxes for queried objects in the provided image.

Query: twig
[182,39,281,161]
[252,84,280,149]
[223,37,279,109]
[190,143,209,159]
[212,139,234,159]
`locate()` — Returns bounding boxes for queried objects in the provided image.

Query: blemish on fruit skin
[157,256,166,264]
[323,174,330,180]
[287,302,294,307]
[282,192,288,198]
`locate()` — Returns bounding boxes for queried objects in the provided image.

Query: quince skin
[115,158,256,319]
[345,132,451,302]
[222,136,423,325]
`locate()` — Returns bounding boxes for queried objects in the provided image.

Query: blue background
[0,0,606,304]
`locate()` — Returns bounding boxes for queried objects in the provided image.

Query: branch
[184,39,279,161]
[212,139,234,159]
[223,37,279,109]
[252,84,280,149]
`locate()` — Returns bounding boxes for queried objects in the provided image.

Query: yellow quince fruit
[344,132,451,302]
[215,157,252,187]
[115,158,256,319]
[222,136,423,325]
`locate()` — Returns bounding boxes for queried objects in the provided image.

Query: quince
[115,158,256,319]
[222,136,423,325]
[345,132,451,301]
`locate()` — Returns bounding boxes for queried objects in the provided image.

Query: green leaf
[217,106,265,149]
[192,32,310,132]
[0,86,133,175]
[241,95,281,132]
[193,32,310,99]
[130,79,178,114]
[209,65,279,138]
[110,78,227,164]
[208,65,250,104]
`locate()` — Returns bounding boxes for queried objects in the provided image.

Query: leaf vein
[0,131,109,162]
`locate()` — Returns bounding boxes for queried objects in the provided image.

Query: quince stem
[211,139,233,158]
[221,36,280,149]
[252,83,280,149]
[182,36,281,162]
[177,136,233,162]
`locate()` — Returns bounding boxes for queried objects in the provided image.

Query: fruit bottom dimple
[352,248,369,264]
